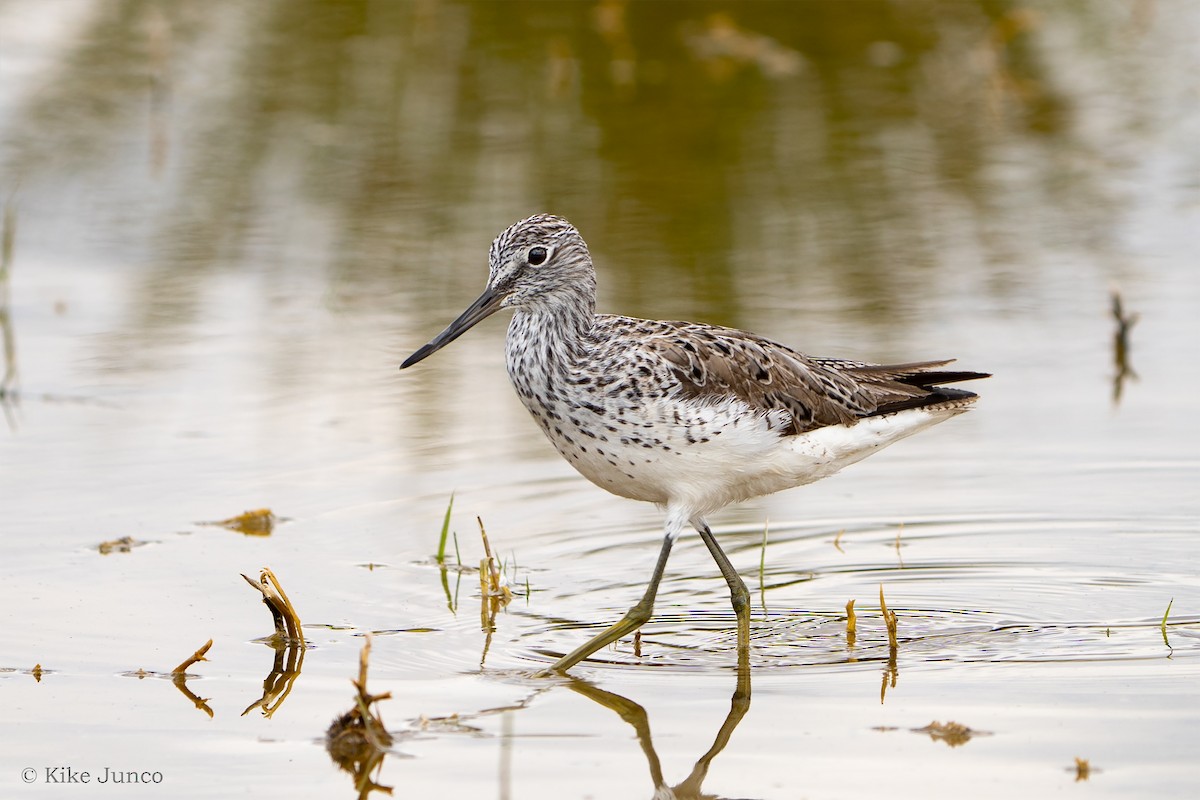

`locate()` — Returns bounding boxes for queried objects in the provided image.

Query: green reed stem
[435,492,455,564]
[1161,598,1174,647]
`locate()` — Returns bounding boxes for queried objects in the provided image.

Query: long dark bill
[400,286,506,369]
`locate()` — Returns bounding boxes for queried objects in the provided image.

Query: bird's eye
[528,246,548,266]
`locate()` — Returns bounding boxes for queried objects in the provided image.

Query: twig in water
[845,599,857,647]
[172,639,213,675]
[478,516,501,592]
[241,567,304,644]
[326,636,393,799]
[476,517,512,664]
[880,584,898,650]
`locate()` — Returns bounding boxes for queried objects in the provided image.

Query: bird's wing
[608,318,984,435]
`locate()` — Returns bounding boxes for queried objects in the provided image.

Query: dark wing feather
[639,321,988,435]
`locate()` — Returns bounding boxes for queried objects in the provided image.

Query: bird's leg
[693,518,751,661]
[548,526,677,674]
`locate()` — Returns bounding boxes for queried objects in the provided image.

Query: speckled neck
[505,279,596,375]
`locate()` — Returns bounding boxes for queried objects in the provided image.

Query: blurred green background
[5,0,1164,342]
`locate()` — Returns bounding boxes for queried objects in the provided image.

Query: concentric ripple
[501,514,1200,673]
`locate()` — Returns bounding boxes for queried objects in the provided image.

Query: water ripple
[495,513,1200,674]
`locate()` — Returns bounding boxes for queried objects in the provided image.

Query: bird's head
[400,214,594,369]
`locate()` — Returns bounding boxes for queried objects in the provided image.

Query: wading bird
[402,214,987,673]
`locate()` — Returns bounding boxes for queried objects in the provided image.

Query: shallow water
[2,1,1199,798]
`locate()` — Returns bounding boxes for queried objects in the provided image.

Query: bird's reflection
[564,651,754,800]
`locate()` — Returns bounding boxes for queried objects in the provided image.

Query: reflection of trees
[1,199,15,428]
[0,1,1153,344]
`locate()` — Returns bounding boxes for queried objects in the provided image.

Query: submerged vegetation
[205,508,279,536]
[121,639,215,718]
[326,637,393,800]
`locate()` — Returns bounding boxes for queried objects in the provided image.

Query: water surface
[2,1,1198,798]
